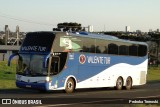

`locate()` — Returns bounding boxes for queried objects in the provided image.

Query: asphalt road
[0,82,160,107]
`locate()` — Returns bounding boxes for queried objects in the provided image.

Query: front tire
[65,78,75,93]
[116,77,123,90]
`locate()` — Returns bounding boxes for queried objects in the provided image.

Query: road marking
[35,93,160,107]
[136,95,160,98]
[43,88,160,99]
[44,94,75,98]
[34,98,124,107]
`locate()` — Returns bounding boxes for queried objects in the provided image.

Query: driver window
[50,57,59,75]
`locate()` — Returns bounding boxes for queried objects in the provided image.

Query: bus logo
[79,54,86,64]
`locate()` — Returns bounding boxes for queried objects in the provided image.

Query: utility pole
[157,39,160,67]
[5,25,9,45]
[16,25,20,46]
[153,39,160,67]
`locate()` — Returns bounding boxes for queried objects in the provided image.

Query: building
[149,29,152,32]
[136,30,142,33]
[157,29,159,33]
[88,25,94,32]
[125,26,130,32]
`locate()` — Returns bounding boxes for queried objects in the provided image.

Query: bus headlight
[46,77,51,82]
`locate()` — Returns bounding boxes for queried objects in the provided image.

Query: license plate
[26,85,31,88]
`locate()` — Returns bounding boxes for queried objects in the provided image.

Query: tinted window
[53,34,83,52]
[108,43,118,55]
[53,35,96,53]
[129,45,137,56]
[20,32,55,53]
[96,39,108,54]
[82,38,95,53]
[119,45,128,55]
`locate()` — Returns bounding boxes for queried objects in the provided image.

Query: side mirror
[8,53,19,66]
[43,54,51,68]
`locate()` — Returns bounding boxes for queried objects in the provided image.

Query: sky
[0,0,160,32]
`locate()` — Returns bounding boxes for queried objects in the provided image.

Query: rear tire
[116,77,123,90]
[65,78,75,93]
[125,77,132,90]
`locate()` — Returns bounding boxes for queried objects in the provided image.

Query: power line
[0,12,56,26]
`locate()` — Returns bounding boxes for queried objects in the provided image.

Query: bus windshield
[17,54,48,76]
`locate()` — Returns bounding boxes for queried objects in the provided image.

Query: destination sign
[21,46,47,52]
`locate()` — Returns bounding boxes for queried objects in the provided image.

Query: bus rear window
[138,45,147,56]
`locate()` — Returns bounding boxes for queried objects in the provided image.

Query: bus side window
[90,45,96,53]
[82,38,95,53]
[119,45,128,55]
[108,43,118,55]
[129,45,138,56]
[96,39,107,54]
[103,46,108,54]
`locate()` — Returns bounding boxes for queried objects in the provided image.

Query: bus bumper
[16,81,48,91]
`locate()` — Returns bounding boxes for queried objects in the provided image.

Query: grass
[0,61,17,89]
[0,61,160,89]
[147,67,160,82]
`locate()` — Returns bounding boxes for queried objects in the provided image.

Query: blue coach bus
[8,31,148,93]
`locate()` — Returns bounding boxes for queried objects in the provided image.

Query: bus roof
[27,31,148,46]
[68,32,148,46]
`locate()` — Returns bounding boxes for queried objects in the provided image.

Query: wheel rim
[126,79,131,86]
[117,79,122,87]
[126,77,132,90]
[67,81,73,90]
[116,77,123,90]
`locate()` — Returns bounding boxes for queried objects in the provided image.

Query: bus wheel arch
[125,76,132,90]
[65,77,76,93]
[115,76,124,90]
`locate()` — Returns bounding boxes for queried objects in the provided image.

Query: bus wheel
[116,77,123,90]
[125,77,132,90]
[65,78,75,93]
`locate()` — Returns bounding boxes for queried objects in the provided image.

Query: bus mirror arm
[8,53,19,66]
[43,54,51,68]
